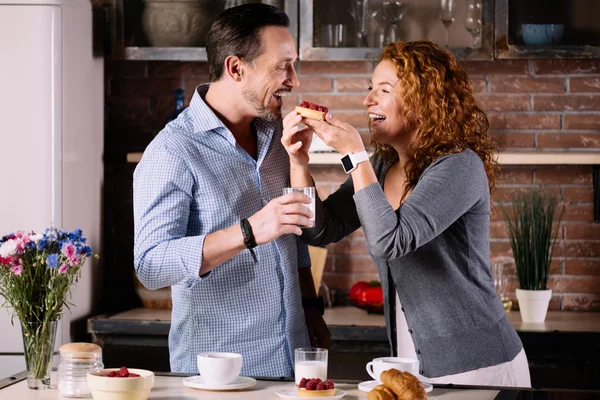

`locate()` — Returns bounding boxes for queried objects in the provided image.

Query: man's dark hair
[206,4,290,82]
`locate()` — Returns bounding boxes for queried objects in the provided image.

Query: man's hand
[247,192,313,245]
[282,111,313,167]
[304,307,331,349]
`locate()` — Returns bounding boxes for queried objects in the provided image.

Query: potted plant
[0,228,97,389]
[502,190,562,323]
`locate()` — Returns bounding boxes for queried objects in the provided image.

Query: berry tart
[297,378,336,397]
[295,101,329,121]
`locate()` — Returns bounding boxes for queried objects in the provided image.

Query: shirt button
[401,307,405,312]
[419,370,424,375]
[416,349,421,354]
[408,329,413,334]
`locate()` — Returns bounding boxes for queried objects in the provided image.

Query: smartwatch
[340,150,369,174]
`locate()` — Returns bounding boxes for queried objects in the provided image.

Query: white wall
[0,0,103,372]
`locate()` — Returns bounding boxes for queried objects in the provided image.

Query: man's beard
[242,88,281,121]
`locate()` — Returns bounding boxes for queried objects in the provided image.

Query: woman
[282,41,530,387]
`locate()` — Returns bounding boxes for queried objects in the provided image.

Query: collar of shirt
[188,83,279,150]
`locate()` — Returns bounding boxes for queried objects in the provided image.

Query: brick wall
[104,58,600,312]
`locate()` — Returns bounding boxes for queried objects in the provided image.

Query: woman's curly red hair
[374,40,499,200]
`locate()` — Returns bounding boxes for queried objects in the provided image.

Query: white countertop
[101,306,600,333]
[0,373,500,399]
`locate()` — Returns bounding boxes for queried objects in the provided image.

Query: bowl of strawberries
[87,366,154,400]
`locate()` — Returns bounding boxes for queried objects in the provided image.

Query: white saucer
[183,376,257,391]
[358,379,433,393]
[275,387,346,399]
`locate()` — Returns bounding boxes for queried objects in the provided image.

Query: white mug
[197,352,242,385]
[366,357,419,383]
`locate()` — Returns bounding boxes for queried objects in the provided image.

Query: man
[133,4,330,378]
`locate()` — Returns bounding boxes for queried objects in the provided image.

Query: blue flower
[45,229,58,242]
[37,239,48,251]
[1,232,15,243]
[46,254,59,268]
[68,229,83,241]
[83,246,92,257]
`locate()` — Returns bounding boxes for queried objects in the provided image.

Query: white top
[395,292,419,360]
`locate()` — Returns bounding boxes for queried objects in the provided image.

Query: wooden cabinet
[100,0,600,61]
[301,0,494,61]
[495,0,600,58]
[102,0,496,61]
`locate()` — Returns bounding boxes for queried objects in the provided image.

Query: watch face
[341,155,353,172]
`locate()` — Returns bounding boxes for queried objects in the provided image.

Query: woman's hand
[282,111,313,167]
[302,113,366,155]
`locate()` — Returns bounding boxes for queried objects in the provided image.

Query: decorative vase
[142,0,211,47]
[21,320,58,390]
[516,288,552,323]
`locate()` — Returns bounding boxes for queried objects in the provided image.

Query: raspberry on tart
[297,378,336,397]
[295,101,329,121]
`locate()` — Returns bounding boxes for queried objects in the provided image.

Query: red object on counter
[349,280,384,313]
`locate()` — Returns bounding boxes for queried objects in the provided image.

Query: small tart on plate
[297,378,336,397]
[298,387,336,397]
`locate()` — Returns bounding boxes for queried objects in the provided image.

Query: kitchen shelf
[126,150,600,223]
[126,151,600,165]
[123,47,208,61]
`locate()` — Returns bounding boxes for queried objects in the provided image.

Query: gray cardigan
[302,149,522,378]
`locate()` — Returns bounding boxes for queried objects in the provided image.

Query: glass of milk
[294,347,328,385]
[283,187,316,228]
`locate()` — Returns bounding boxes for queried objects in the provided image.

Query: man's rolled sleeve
[133,142,208,290]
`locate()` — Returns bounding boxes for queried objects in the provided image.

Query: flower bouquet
[0,228,96,389]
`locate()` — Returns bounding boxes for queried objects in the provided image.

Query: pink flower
[14,238,26,252]
[68,254,79,266]
[58,264,69,274]
[0,255,11,265]
[10,265,22,275]
[63,243,77,259]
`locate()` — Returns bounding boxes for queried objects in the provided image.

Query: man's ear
[224,55,244,82]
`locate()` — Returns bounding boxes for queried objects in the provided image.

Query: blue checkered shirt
[133,84,311,377]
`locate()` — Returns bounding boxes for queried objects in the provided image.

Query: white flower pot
[516,288,552,323]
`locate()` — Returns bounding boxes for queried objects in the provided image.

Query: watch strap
[240,219,258,263]
[351,150,369,165]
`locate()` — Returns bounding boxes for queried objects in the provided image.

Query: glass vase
[20,320,58,390]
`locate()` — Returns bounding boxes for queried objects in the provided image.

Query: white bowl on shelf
[521,24,565,45]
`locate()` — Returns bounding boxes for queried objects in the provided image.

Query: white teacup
[366,357,419,383]
[197,352,242,385]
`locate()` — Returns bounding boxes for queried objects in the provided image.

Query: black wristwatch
[302,297,325,315]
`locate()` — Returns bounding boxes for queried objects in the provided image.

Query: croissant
[367,384,397,400]
[380,369,427,400]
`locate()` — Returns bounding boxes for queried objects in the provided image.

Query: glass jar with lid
[58,342,104,397]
